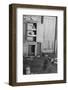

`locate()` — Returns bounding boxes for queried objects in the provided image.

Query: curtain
[42,16,57,53]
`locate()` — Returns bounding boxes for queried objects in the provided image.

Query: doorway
[28,45,35,56]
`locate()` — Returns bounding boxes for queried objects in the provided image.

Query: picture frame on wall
[9,4,66,86]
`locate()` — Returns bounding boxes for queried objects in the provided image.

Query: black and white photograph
[23,15,57,75]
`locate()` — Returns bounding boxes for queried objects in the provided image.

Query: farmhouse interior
[23,15,57,75]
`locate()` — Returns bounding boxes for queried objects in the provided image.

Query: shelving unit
[23,18,41,57]
[26,22,37,42]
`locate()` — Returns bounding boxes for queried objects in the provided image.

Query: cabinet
[23,22,41,57]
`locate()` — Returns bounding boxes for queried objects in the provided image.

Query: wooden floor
[23,56,57,75]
